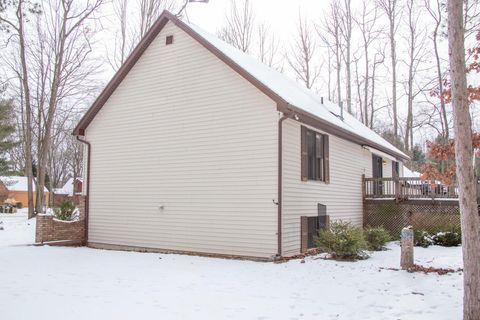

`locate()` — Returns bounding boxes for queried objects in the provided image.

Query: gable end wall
[85,21,279,258]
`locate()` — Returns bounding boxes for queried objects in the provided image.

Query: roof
[73,11,408,161]
[403,166,421,178]
[54,177,82,196]
[0,176,49,192]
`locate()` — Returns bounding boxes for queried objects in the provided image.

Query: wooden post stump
[400,226,414,270]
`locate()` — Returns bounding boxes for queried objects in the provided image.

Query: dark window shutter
[323,135,330,183]
[301,126,308,181]
[392,161,399,178]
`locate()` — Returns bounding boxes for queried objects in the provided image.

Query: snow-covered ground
[0,213,463,320]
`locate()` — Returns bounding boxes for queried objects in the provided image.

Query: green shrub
[414,230,433,248]
[54,201,76,221]
[15,202,22,209]
[432,226,461,246]
[364,226,391,251]
[414,225,461,247]
[315,221,368,260]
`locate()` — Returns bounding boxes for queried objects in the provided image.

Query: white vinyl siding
[85,21,279,258]
[282,119,382,256]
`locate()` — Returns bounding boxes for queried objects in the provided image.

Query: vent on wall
[166,35,174,45]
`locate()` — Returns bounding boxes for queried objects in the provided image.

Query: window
[301,126,329,182]
[166,35,174,45]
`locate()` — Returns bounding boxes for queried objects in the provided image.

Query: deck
[361,175,466,234]
[362,176,461,201]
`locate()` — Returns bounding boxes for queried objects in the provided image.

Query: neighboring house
[54,177,83,196]
[403,166,421,178]
[73,11,408,260]
[53,177,83,205]
[0,176,49,207]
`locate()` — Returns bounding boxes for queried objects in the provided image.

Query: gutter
[286,105,409,162]
[277,108,294,258]
[75,135,91,245]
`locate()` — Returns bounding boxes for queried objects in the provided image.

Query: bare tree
[109,0,180,70]
[109,0,130,69]
[447,0,480,318]
[257,23,280,69]
[353,52,364,120]
[339,0,353,114]
[138,0,176,40]
[325,47,335,101]
[318,1,344,104]
[424,0,449,139]
[26,0,104,213]
[377,0,401,138]
[0,0,40,218]
[217,0,254,53]
[464,0,480,38]
[369,47,386,129]
[403,0,428,151]
[354,0,381,127]
[288,14,320,89]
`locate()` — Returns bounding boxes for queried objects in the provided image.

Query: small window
[166,35,174,45]
[300,212,330,252]
[301,126,329,182]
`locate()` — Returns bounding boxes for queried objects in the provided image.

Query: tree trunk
[447,1,480,318]
[364,43,369,127]
[434,30,449,139]
[17,1,35,219]
[390,15,398,137]
[335,40,342,104]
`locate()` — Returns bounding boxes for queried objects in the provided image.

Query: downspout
[277,109,294,258]
[76,135,91,245]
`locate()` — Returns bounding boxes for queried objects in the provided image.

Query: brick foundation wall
[35,196,87,245]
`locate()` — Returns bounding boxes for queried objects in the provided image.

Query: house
[403,165,421,178]
[53,177,83,206]
[73,11,408,260]
[0,176,49,208]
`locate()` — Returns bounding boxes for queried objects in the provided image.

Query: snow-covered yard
[0,212,463,320]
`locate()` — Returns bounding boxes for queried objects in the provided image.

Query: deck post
[394,177,400,202]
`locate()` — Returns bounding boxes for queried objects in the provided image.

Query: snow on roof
[0,176,48,192]
[403,166,421,178]
[54,177,82,196]
[186,21,408,160]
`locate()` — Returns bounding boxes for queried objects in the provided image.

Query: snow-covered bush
[315,221,368,260]
[364,226,391,251]
[54,201,76,221]
[414,226,461,247]
[431,227,461,247]
[414,230,433,248]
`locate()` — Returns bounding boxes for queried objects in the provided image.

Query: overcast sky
[184,0,329,40]
[92,0,480,144]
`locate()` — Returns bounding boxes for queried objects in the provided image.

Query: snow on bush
[54,201,77,221]
[315,221,368,260]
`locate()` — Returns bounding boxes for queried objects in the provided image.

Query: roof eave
[288,106,409,161]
